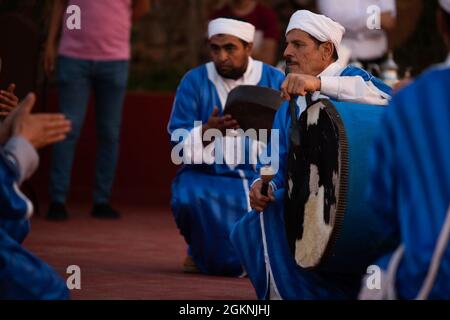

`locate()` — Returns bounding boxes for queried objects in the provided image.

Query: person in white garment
[318,0,397,69]
[358,0,450,300]
[230,10,393,300]
[167,18,285,276]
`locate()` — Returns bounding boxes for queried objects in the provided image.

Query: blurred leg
[91,60,129,204]
[49,56,92,203]
[0,219,30,244]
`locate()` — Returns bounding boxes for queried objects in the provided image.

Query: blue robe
[364,67,450,299]
[230,66,392,298]
[168,61,285,276]
[0,151,69,299]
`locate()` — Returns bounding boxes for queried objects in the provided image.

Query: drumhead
[284,99,348,269]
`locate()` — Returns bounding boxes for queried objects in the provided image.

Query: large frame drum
[224,85,284,134]
[284,99,388,274]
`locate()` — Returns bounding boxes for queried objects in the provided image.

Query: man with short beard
[168,18,285,276]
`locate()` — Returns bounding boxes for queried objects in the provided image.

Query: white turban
[208,18,255,43]
[440,0,450,13]
[286,10,345,50]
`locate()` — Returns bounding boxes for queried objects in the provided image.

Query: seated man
[210,0,281,65]
[167,18,285,276]
[0,93,72,299]
[359,0,450,300]
[230,10,392,299]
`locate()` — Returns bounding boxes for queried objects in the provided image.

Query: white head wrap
[286,10,345,50]
[440,0,450,13]
[208,18,255,43]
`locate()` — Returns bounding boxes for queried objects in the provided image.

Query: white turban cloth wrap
[208,18,256,43]
[286,10,345,51]
[440,0,450,13]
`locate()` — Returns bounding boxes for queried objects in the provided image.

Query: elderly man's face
[209,34,252,80]
[284,29,330,76]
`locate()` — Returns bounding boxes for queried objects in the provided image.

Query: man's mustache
[285,57,297,65]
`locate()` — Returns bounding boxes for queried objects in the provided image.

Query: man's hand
[0,93,72,149]
[44,0,67,76]
[202,106,240,135]
[0,91,27,144]
[0,84,19,116]
[44,42,57,77]
[13,93,72,149]
[250,179,275,212]
[281,74,321,100]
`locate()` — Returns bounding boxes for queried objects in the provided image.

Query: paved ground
[24,204,256,300]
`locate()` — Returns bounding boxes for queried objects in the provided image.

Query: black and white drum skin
[284,98,391,275]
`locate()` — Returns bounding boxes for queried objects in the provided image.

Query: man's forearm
[320,76,390,105]
[47,0,66,46]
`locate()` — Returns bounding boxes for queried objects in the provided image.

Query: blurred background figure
[359,0,450,300]
[317,0,397,71]
[210,0,280,65]
[44,0,150,221]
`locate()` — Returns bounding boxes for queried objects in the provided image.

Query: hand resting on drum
[250,179,275,212]
[280,73,321,101]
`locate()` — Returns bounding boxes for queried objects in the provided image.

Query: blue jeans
[49,56,129,204]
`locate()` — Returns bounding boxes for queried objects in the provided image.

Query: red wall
[28,91,179,209]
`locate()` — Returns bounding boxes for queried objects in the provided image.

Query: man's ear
[321,42,334,61]
[246,42,254,55]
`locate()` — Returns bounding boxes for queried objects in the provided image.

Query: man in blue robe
[359,0,450,300]
[230,10,392,299]
[167,18,285,276]
[0,93,71,299]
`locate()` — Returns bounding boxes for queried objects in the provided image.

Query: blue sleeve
[269,66,286,90]
[0,149,32,220]
[341,65,393,96]
[258,64,285,94]
[167,69,202,144]
[365,99,400,242]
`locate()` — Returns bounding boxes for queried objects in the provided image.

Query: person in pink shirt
[44,0,150,220]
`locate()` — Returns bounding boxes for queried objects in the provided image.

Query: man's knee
[0,219,30,244]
